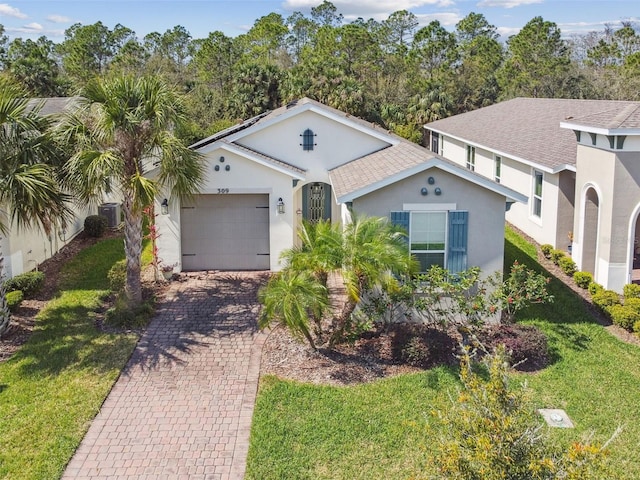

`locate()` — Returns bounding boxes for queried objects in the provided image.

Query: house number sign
[217,188,230,194]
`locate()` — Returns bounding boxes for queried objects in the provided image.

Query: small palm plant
[258,270,328,350]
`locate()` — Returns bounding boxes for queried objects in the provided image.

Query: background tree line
[0,0,638,144]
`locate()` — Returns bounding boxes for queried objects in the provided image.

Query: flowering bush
[490,261,553,323]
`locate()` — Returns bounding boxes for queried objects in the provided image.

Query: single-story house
[425,97,640,292]
[155,98,525,277]
[1,97,90,279]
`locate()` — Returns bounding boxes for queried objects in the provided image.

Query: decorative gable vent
[300,129,316,151]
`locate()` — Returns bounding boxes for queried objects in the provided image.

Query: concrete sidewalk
[63,272,268,480]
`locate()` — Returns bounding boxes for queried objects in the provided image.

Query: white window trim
[466,145,475,171]
[409,210,448,272]
[531,169,544,222]
[494,155,502,183]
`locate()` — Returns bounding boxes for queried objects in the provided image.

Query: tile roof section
[426,98,640,171]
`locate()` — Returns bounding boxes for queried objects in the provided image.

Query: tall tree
[0,24,8,68]
[286,11,319,63]
[498,16,574,98]
[59,75,205,304]
[6,36,68,96]
[381,10,418,54]
[410,21,458,82]
[0,85,70,336]
[58,22,136,85]
[311,1,343,27]
[237,13,289,67]
[452,13,503,111]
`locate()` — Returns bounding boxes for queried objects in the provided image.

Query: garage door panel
[181,194,270,271]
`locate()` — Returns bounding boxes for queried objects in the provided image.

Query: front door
[302,182,331,222]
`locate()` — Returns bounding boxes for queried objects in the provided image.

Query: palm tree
[332,213,416,343]
[0,84,70,336]
[59,74,205,305]
[258,270,329,350]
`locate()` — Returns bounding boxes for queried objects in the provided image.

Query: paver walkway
[63,272,269,480]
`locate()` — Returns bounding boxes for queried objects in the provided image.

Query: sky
[0,0,638,43]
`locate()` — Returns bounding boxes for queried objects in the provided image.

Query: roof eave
[559,121,640,136]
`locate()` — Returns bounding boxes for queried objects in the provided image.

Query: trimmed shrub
[588,282,604,296]
[4,271,45,298]
[573,271,593,289]
[107,260,127,292]
[592,289,621,312]
[623,283,640,299]
[550,249,565,265]
[6,290,24,312]
[558,256,577,276]
[607,304,639,331]
[625,297,640,312]
[540,244,553,259]
[634,320,640,335]
[84,214,108,238]
[481,324,549,372]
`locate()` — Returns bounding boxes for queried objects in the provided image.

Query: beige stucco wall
[572,143,640,291]
[352,167,506,277]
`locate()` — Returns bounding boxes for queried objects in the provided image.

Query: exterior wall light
[161,198,169,215]
[277,197,285,214]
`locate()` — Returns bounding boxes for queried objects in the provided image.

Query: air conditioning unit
[98,203,121,228]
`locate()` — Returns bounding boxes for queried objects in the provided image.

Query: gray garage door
[181,194,270,271]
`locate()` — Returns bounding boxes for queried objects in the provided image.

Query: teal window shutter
[447,211,468,274]
[390,211,410,246]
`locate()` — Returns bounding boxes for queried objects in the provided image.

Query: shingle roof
[563,103,640,130]
[330,139,525,204]
[330,142,429,199]
[426,98,640,171]
[27,97,78,116]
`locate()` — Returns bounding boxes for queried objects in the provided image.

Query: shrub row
[3,271,45,298]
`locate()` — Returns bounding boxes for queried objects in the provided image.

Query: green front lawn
[0,238,139,479]
[246,227,640,479]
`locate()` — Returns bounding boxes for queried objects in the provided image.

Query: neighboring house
[155,98,525,278]
[425,97,640,292]
[1,97,89,279]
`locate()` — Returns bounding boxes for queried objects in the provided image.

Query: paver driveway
[63,272,269,480]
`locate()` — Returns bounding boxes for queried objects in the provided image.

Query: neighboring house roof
[560,103,640,135]
[426,98,640,173]
[27,97,79,116]
[330,139,526,204]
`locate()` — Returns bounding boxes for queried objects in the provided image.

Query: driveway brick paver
[63,272,269,480]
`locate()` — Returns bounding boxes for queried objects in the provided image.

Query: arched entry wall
[577,182,601,279]
[627,202,640,285]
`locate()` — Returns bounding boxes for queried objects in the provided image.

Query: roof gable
[330,141,526,204]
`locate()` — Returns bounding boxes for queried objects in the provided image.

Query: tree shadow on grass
[123,272,270,373]
[14,297,137,378]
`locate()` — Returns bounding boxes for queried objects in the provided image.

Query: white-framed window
[466,145,475,171]
[494,155,502,183]
[410,211,447,272]
[431,131,439,154]
[533,170,543,217]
